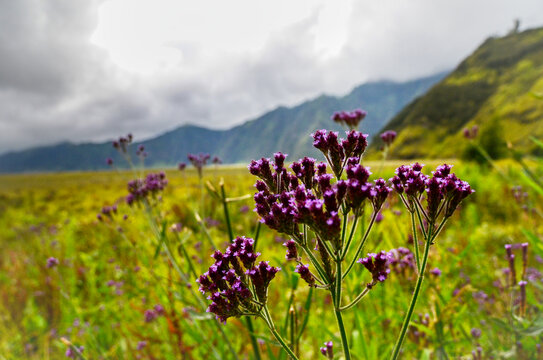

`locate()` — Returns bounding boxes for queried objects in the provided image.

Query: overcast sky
[1,0,543,154]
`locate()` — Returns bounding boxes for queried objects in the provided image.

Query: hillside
[0,73,446,172]
[375,27,543,158]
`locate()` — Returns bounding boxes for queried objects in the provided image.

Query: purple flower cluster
[143,304,166,323]
[380,130,397,146]
[126,172,168,205]
[46,257,59,268]
[295,264,316,287]
[112,133,133,153]
[178,162,187,171]
[97,204,118,221]
[65,346,84,358]
[136,144,147,158]
[283,239,299,260]
[391,163,473,222]
[319,341,333,359]
[188,153,211,177]
[197,236,280,323]
[388,247,416,277]
[358,251,392,288]
[463,125,479,139]
[250,149,390,246]
[332,109,366,129]
[312,130,368,177]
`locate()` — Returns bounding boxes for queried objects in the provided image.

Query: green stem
[411,212,420,272]
[333,258,351,360]
[220,180,234,241]
[340,216,359,261]
[390,226,433,359]
[300,244,331,284]
[262,307,300,360]
[342,211,378,279]
[245,317,262,360]
[339,287,371,311]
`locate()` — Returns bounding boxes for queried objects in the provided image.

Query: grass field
[0,158,542,359]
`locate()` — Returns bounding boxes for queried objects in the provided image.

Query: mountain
[0,72,447,173]
[373,27,543,159]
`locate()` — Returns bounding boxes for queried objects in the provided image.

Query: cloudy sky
[1,0,543,154]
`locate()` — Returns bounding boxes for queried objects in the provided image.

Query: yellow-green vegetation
[1,158,542,359]
[376,27,543,159]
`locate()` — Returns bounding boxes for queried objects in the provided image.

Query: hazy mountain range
[0,72,446,173]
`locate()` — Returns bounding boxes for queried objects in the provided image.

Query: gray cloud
[0,0,543,153]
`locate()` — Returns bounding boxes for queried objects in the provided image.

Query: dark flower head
[283,239,298,260]
[380,130,397,146]
[178,162,187,171]
[358,251,392,288]
[332,109,367,129]
[213,156,222,164]
[106,157,113,166]
[46,257,59,268]
[295,263,316,287]
[198,237,280,323]
[188,153,211,177]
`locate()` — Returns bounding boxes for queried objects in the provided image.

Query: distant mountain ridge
[373,27,543,158]
[0,72,447,173]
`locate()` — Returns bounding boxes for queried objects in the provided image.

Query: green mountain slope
[375,27,543,158]
[0,72,446,173]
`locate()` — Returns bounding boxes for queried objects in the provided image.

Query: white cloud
[0,0,542,153]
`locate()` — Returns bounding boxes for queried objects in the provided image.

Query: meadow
[0,151,542,359]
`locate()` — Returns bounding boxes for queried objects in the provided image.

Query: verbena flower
[463,125,478,139]
[283,239,299,260]
[380,130,397,146]
[197,236,280,323]
[332,109,366,129]
[295,263,316,287]
[391,163,473,222]
[358,251,392,288]
[46,257,59,268]
[319,341,333,358]
[112,134,133,153]
[188,153,211,178]
[125,172,168,205]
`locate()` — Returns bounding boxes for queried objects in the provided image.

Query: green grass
[0,159,542,359]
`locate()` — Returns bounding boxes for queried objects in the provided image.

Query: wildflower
[137,341,147,350]
[144,309,158,323]
[319,341,333,359]
[65,346,84,358]
[154,304,165,316]
[178,162,187,171]
[332,109,367,129]
[519,280,527,315]
[112,134,133,153]
[197,236,280,323]
[283,239,298,260]
[106,157,113,166]
[188,153,211,178]
[312,130,367,177]
[463,125,479,139]
[126,172,168,205]
[430,267,442,277]
[213,156,222,164]
[380,130,397,146]
[471,328,482,339]
[46,257,59,268]
[358,251,392,288]
[295,263,316,287]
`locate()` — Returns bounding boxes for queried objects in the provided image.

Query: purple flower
[295,264,316,287]
[154,304,165,316]
[106,157,113,166]
[178,162,187,171]
[144,309,158,323]
[283,239,298,260]
[319,341,333,359]
[463,125,478,139]
[46,257,59,268]
[358,251,392,288]
[125,172,168,205]
[332,109,367,129]
[198,236,280,323]
[188,153,211,178]
[137,341,147,350]
[430,267,442,277]
[65,346,84,358]
[380,130,397,146]
[471,328,482,339]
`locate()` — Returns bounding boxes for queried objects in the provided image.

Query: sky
[1,0,543,154]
